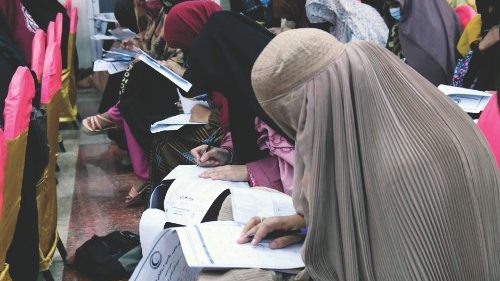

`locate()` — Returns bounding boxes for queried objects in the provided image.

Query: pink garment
[219,118,296,195]
[41,42,62,104]
[70,7,78,34]
[55,13,63,47]
[478,93,500,170]
[0,0,36,64]
[107,105,149,181]
[455,4,476,30]
[0,129,5,219]
[3,67,35,140]
[31,29,46,81]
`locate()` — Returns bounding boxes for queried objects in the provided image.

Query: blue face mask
[389,7,401,21]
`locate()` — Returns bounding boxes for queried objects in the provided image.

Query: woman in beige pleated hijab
[238,28,500,281]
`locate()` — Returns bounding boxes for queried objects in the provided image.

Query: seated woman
[305,0,389,46]
[81,0,189,204]
[233,28,500,280]
[147,1,229,189]
[176,11,296,194]
[383,0,460,85]
[452,0,499,91]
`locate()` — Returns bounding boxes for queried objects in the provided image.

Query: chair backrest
[3,67,35,140]
[55,13,63,47]
[47,21,56,44]
[0,129,6,219]
[63,0,73,14]
[70,7,78,34]
[31,29,46,82]
[41,42,62,105]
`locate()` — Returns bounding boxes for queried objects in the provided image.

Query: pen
[196,128,222,166]
[246,228,308,241]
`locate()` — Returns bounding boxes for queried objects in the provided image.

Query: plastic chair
[37,41,63,274]
[0,67,36,281]
[59,7,79,125]
[31,29,47,82]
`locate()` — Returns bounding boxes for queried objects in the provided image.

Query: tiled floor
[38,88,143,280]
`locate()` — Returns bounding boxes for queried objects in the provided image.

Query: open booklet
[130,221,305,280]
[438,85,492,114]
[136,48,192,92]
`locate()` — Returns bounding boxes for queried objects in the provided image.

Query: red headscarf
[164,1,222,50]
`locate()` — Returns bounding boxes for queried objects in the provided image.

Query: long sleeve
[246,156,284,193]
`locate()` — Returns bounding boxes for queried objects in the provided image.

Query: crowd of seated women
[76,0,500,279]
[2,0,499,279]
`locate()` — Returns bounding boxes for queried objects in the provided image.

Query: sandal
[125,183,148,207]
[82,114,118,135]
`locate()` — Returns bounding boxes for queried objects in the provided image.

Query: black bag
[75,231,142,281]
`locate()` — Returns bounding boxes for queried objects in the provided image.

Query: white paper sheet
[176,221,305,269]
[164,165,208,180]
[92,34,119,40]
[137,50,192,92]
[94,13,118,23]
[109,28,136,40]
[93,59,130,74]
[150,114,206,133]
[139,209,168,256]
[230,188,296,224]
[177,89,209,113]
[130,229,200,281]
[438,85,492,113]
[150,124,184,134]
[164,176,248,226]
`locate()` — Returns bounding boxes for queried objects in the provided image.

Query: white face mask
[389,7,401,21]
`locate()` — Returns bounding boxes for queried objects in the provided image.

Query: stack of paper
[94,13,118,23]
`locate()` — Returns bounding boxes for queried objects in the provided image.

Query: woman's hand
[479,25,499,51]
[161,59,186,76]
[237,215,306,249]
[191,145,231,167]
[189,105,211,123]
[199,165,248,181]
[121,38,139,51]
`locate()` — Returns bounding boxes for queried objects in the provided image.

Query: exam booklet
[136,49,192,92]
[438,85,492,114]
[130,222,304,280]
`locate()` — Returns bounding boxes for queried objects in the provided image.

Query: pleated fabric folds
[251,29,500,281]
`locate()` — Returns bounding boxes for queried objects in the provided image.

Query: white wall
[60,0,93,69]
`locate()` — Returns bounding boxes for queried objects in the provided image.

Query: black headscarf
[115,0,139,33]
[21,0,70,69]
[183,11,292,163]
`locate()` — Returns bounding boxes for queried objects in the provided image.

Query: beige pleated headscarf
[252,29,500,281]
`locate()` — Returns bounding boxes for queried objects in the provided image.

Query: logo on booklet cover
[150,251,162,269]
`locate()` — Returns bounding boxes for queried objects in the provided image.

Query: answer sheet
[178,89,209,113]
[230,188,297,224]
[176,221,305,269]
[130,229,200,281]
[150,114,206,133]
[164,176,248,225]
